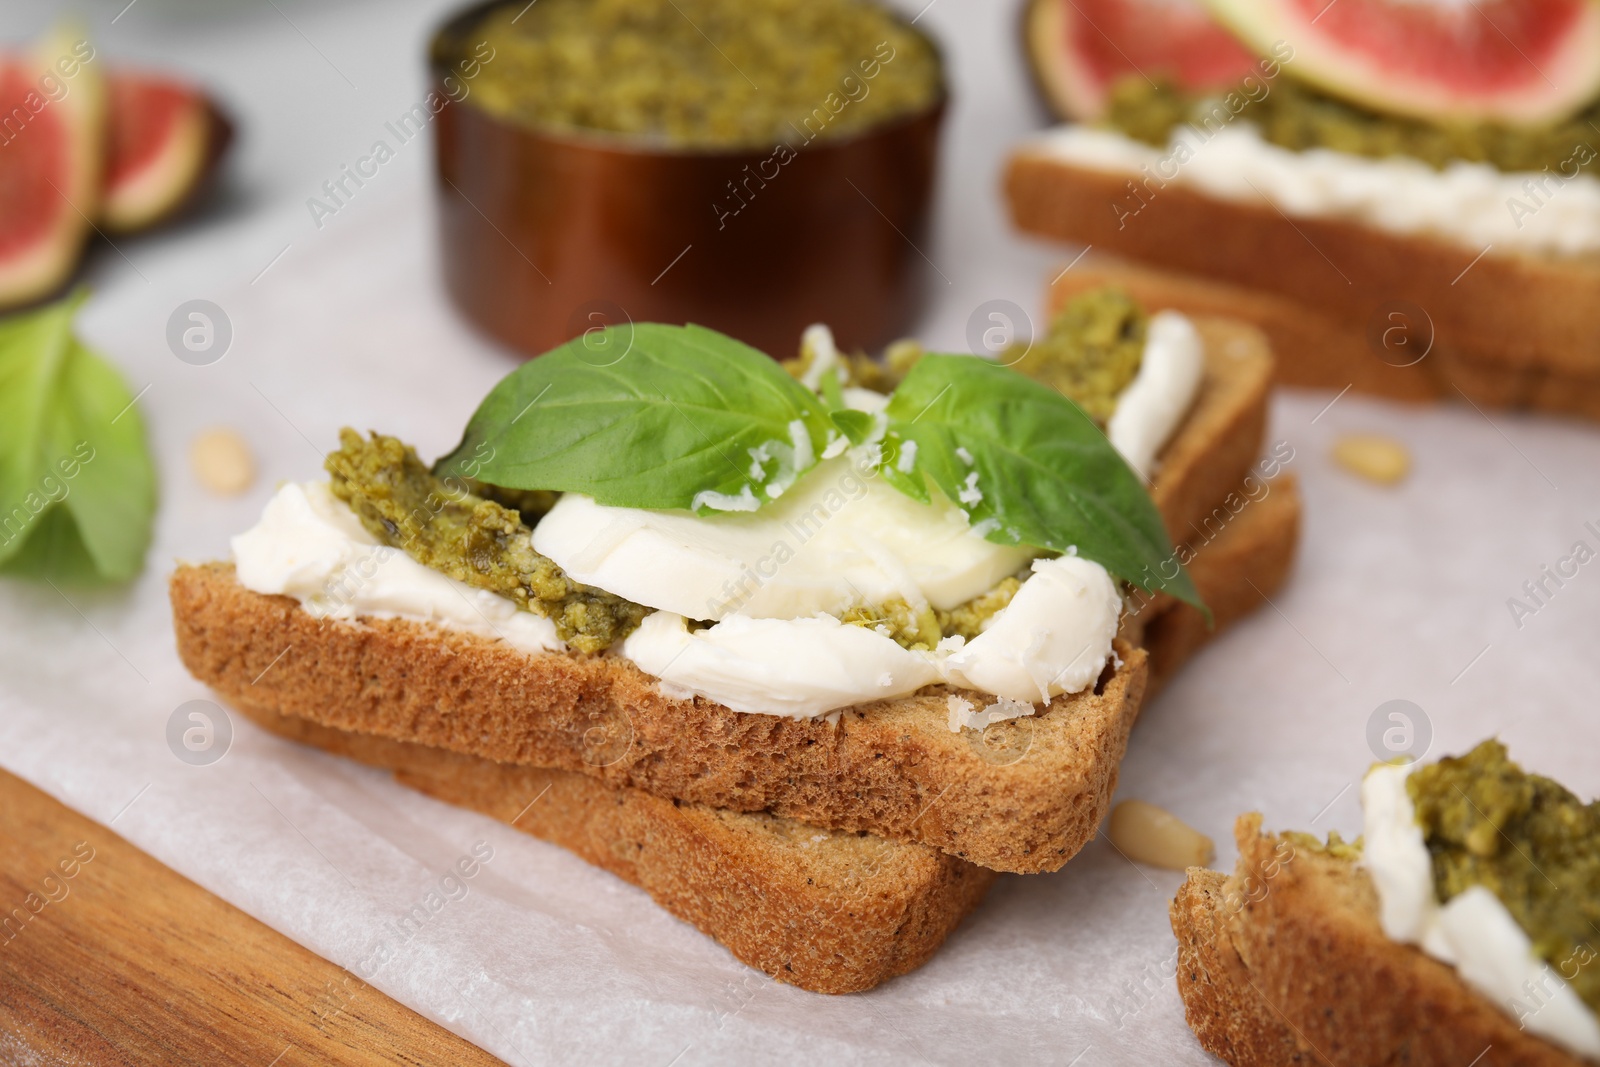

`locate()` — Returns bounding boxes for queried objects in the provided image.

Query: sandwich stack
[172,302,1301,992]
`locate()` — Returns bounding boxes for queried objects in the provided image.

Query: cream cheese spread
[1029,123,1600,257]
[231,482,564,654]
[531,451,1036,622]
[1361,763,1600,1059]
[1107,310,1204,481]
[621,610,944,719]
[620,554,1121,718]
[232,481,1122,720]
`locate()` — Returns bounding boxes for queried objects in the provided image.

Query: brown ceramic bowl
[429,0,946,360]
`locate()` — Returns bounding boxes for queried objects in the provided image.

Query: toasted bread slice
[1045,258,1600,422]
[170,318,1272,876]
[237,703,997,995]
[1141,475,1300,699]
[173,563,1146,875]
[1171,815,1583,1066]
[1150,318,1273,549]
[203,480,1298,994]
[1047,258,1440,404]
[1006,142,1600,414]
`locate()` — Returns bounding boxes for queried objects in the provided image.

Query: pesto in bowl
[456,0,944,150]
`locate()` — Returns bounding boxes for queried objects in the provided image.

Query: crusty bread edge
[1006,147,1600,381]
[239,704,997,995]
[1049,258,1600,421]
[171,560,1151,876]
[1170,815,1584,1066]
[1142,475,1300,700]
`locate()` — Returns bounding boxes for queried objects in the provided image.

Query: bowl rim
[427,0,951,161]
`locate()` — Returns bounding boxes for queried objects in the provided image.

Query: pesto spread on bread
[327,428,1037,654]
[804,288,1149,426]
[326,429,645,653]
[1106,74,1600,174]
[461,0,942,149]
[1281,829,1363,861]
[1004,288,1146,425]
[786,335,924,394]
[1408,739,1600,1013]
[841,575,1025,650]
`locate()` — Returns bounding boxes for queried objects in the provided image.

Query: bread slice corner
[1005,140,1600,389]
[1141,473,1300,700]
[1147,316,1273,552]
[1170,814,1585,1066]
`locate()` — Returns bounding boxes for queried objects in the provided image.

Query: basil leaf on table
[0,291,157,583]
[437,323,834,514]
[879,353,1204,611]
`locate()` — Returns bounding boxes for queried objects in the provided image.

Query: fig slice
[0,26,106,311]
[1203,0,1600,125]
[103,72,231,235]
[1023,0,1261,122]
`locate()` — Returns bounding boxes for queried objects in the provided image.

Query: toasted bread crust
[1049,259,1440,403]
[1046,259,1600,421]
[1005,150,1600,383]
[237,704,996,994]
[1170,815,1584,1066]
[1142,476,1300,699]
[172,560,1148,875]
[1171,868,1316,1066]
[1151,318,1272,547]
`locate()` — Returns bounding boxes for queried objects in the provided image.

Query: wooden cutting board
[0,769,506,1066]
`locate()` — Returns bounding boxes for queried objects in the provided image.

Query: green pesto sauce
[1005,288,1146,425]
[1105,74,1600,175]
[1281,829,1363,862]
[785,336,924,394]
[325,429,645,654]
[1408,740,1600,1014]
[462,0,943,150]
[839,597,942,651]
[470,483,559,528]
[840,576,1025,651]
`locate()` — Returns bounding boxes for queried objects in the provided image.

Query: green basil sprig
[437,323,834,513]
[438,323,1201,610]
[878,353,1201,610]
[0,291,157,583]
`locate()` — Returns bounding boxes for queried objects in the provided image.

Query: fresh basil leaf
[0,291,157,583]
[880,353,1203,611]
[0,506,102,583]
[829,408,875,446]
[437,323,833,514]
[817,364,845,411]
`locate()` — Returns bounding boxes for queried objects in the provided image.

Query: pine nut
[1332,433,1410,485]
[191,427,256,495]
[1108,799,1215,870]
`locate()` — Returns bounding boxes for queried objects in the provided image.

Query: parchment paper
[3,2,1599,1063]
